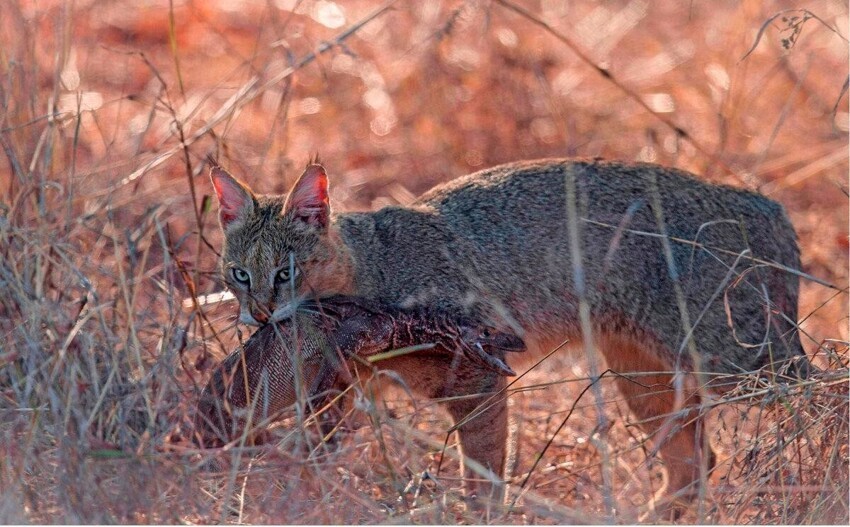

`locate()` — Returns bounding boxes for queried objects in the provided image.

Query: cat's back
[417,158,797,263]
[420,158,785,221]
[338,159,801,359]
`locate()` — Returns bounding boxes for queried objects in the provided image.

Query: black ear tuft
[206,153,220,170]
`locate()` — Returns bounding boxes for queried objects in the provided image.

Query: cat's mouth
[240,300,304,326]
[269,302,301,322]
[239,311,266,326]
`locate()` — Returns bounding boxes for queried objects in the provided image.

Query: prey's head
[210,162,350,325]
[456,319,526,376]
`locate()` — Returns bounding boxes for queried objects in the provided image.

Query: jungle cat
[210,158,807,515]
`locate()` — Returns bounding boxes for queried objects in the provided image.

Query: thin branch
[119,0,401,187]
[494,0,748,186]
[741,9,849,62]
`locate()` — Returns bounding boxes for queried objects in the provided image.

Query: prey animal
[194,295,524,493]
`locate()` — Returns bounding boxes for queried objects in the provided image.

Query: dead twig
[494,0,749,187]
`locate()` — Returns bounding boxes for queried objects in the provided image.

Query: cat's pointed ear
[210,166,255,229]
[284,164,329,229]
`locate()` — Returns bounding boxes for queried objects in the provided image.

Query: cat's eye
[276,266,297,283]
[232,268,250,285]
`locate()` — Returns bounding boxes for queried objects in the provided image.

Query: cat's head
[210,163,351,325]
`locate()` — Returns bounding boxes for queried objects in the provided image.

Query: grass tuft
[0,0,846,523]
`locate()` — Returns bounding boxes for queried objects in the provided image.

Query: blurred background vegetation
[0,0,847,523]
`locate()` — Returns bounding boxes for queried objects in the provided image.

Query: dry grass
[0,0,847,523]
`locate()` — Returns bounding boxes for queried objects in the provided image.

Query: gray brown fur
[338,159,803,373]
[211,158,806,514]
